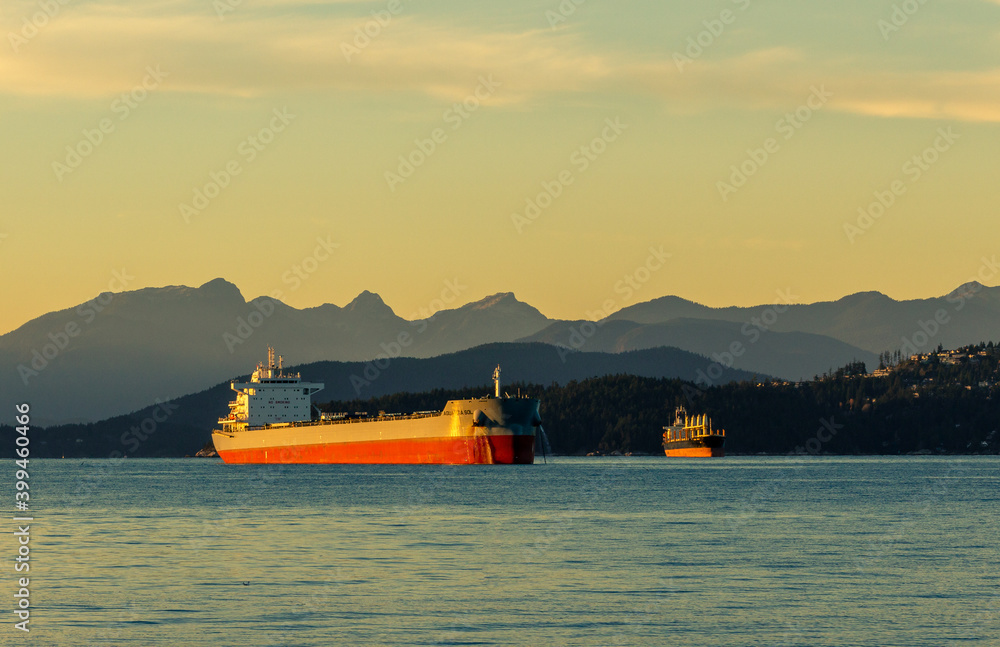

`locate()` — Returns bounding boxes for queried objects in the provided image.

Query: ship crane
[493,365,501,398]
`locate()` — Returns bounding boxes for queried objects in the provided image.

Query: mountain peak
[946,281,985,299]
[345,291,395,316]
[442,292,549,328]
[603,294,710,324]
[649,295,704,307]
[837,290,893,305]
[468,292,518,310]
[197,278,244,301]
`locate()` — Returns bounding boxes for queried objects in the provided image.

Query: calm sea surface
[12,457,1000,646]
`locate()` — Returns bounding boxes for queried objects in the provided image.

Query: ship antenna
[493,365,501,398]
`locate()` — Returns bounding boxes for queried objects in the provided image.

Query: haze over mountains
[603,282,1000,354]
[521,318,879,384]
[2,278,998,425]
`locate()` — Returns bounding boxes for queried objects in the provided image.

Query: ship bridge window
[303,388,309,395]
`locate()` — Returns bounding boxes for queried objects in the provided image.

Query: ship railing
[240,410,445,432]
[663,428,726,441]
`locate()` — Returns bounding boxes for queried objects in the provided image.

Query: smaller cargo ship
[662,406,726,457]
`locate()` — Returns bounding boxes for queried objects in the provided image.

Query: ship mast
[493,365,501,398]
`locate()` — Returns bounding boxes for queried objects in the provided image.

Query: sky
[2,0,999,335]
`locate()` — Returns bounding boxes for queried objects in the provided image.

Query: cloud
[656,50,1000,123]
[2,1,1000,122]
[1,2,616,103]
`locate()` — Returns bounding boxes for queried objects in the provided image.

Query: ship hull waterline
[215,432,536,465]
[664,445,725,458]
[213,396,541,465]
[663,436,725,458]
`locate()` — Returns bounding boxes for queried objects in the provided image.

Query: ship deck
[219,411,446,435]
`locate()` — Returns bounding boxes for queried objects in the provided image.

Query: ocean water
[12,457,999,646]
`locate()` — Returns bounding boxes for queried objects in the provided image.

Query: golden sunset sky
[2,0,999,334]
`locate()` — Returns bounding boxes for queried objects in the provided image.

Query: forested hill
[6,344,998,457]
[319,343,1000,455]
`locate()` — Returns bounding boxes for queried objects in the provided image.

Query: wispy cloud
[654,50,1000,123]
[3,1,999,122]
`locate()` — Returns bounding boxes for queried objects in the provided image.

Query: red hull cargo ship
[212,349,540,464]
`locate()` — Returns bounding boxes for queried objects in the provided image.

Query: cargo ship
[662,406,726,457]
[211,348,540,464]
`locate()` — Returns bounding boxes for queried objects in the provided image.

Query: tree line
[318,343,1000,455]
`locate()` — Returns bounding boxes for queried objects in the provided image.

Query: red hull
[664,446,725,457]
[217,433,536,465]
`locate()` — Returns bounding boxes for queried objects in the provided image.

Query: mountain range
[2,278,997,425]
[603,282,1000,354]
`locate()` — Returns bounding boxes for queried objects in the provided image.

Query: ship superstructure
[219,347,324,432]
[212,350,540,465]
[662,406,726,457]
